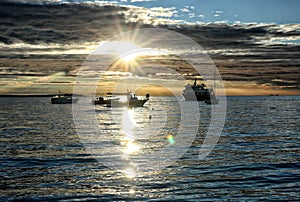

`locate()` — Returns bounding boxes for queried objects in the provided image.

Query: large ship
[182,79,218,104]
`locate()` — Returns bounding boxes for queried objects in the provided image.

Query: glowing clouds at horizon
[95,41,140,57]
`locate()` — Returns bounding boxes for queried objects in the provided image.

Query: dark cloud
[0,1,299,91]
[0,1,131,44]
[1,1,299,48]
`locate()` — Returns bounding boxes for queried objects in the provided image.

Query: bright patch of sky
[58,0,300,24]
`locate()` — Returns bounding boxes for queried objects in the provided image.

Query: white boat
[106,92,150,107]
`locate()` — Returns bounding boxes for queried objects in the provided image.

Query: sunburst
[115,41,140,62]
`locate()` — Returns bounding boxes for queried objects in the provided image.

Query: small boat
[182,79,218,104]
[106,92,150,107]
[93,93,120,105]
[51,94,78,104]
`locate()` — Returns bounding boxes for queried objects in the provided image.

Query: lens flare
[167,133,175,145]
[121,52,139,62]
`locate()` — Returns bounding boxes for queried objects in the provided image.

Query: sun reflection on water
[120,135,141,156]
[129,188,135,194]
[123,167,136,179]
[119,107,141,178]
[120,108,141,156]
[124,141,141,155]
[121,108,136,138]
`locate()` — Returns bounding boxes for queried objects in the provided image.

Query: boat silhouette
[92,92,120,105]
[182,79,218,104]
[51,93,78,104]
[94,92,150,107]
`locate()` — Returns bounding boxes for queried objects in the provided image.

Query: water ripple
[0,96,299,201]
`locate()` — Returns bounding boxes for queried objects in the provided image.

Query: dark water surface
[1,96,299,201]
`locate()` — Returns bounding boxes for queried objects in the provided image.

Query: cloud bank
[0,1,299,94]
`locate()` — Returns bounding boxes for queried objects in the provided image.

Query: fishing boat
[92,93,120,105]
[182,79,210,101]
[106,92,150,107]
[182,79,218,104]
[51,94,78,104]
[205,90,219,105]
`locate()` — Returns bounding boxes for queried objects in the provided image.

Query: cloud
[0,1,299,93]
[5,0,58,3]
[130,0,156,2]
[0,1,130,45]
[1,1,298,48]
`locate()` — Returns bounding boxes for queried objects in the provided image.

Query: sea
[0,96,299,201]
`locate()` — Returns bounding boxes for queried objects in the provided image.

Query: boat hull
[182,79,218,104]
[94,93,149,107]
[182,92,210,101]
[107,99,148,107]
[93,99,110,105]
[93,96,120,105]
[51,97,78,104]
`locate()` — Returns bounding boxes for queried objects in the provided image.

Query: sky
[0,0,299,95]
[8,0,300,24]
[117,0,300,24]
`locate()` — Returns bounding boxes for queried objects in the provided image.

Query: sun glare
[105,41,140,62]
[116,41,140,62]
[96,40,140,61]
[121,52,139,62]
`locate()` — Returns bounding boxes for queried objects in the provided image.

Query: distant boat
[92,93,120,105]
[182,79,219,104]
[106,92,150,107]
[51,94,78,104]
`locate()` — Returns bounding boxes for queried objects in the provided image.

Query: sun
[96,40,140,61]
[120,51,139,62]
[115,41,140,62]
[107,41,140,62]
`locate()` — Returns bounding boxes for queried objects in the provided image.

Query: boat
[51,94,78,104]
[205,90,219,105]
[92,93,120,105]
[106,92,150,107]
[182,79,218,104]
[182,79,210,101]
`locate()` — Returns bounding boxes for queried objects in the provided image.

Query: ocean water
[0,96,299,201]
